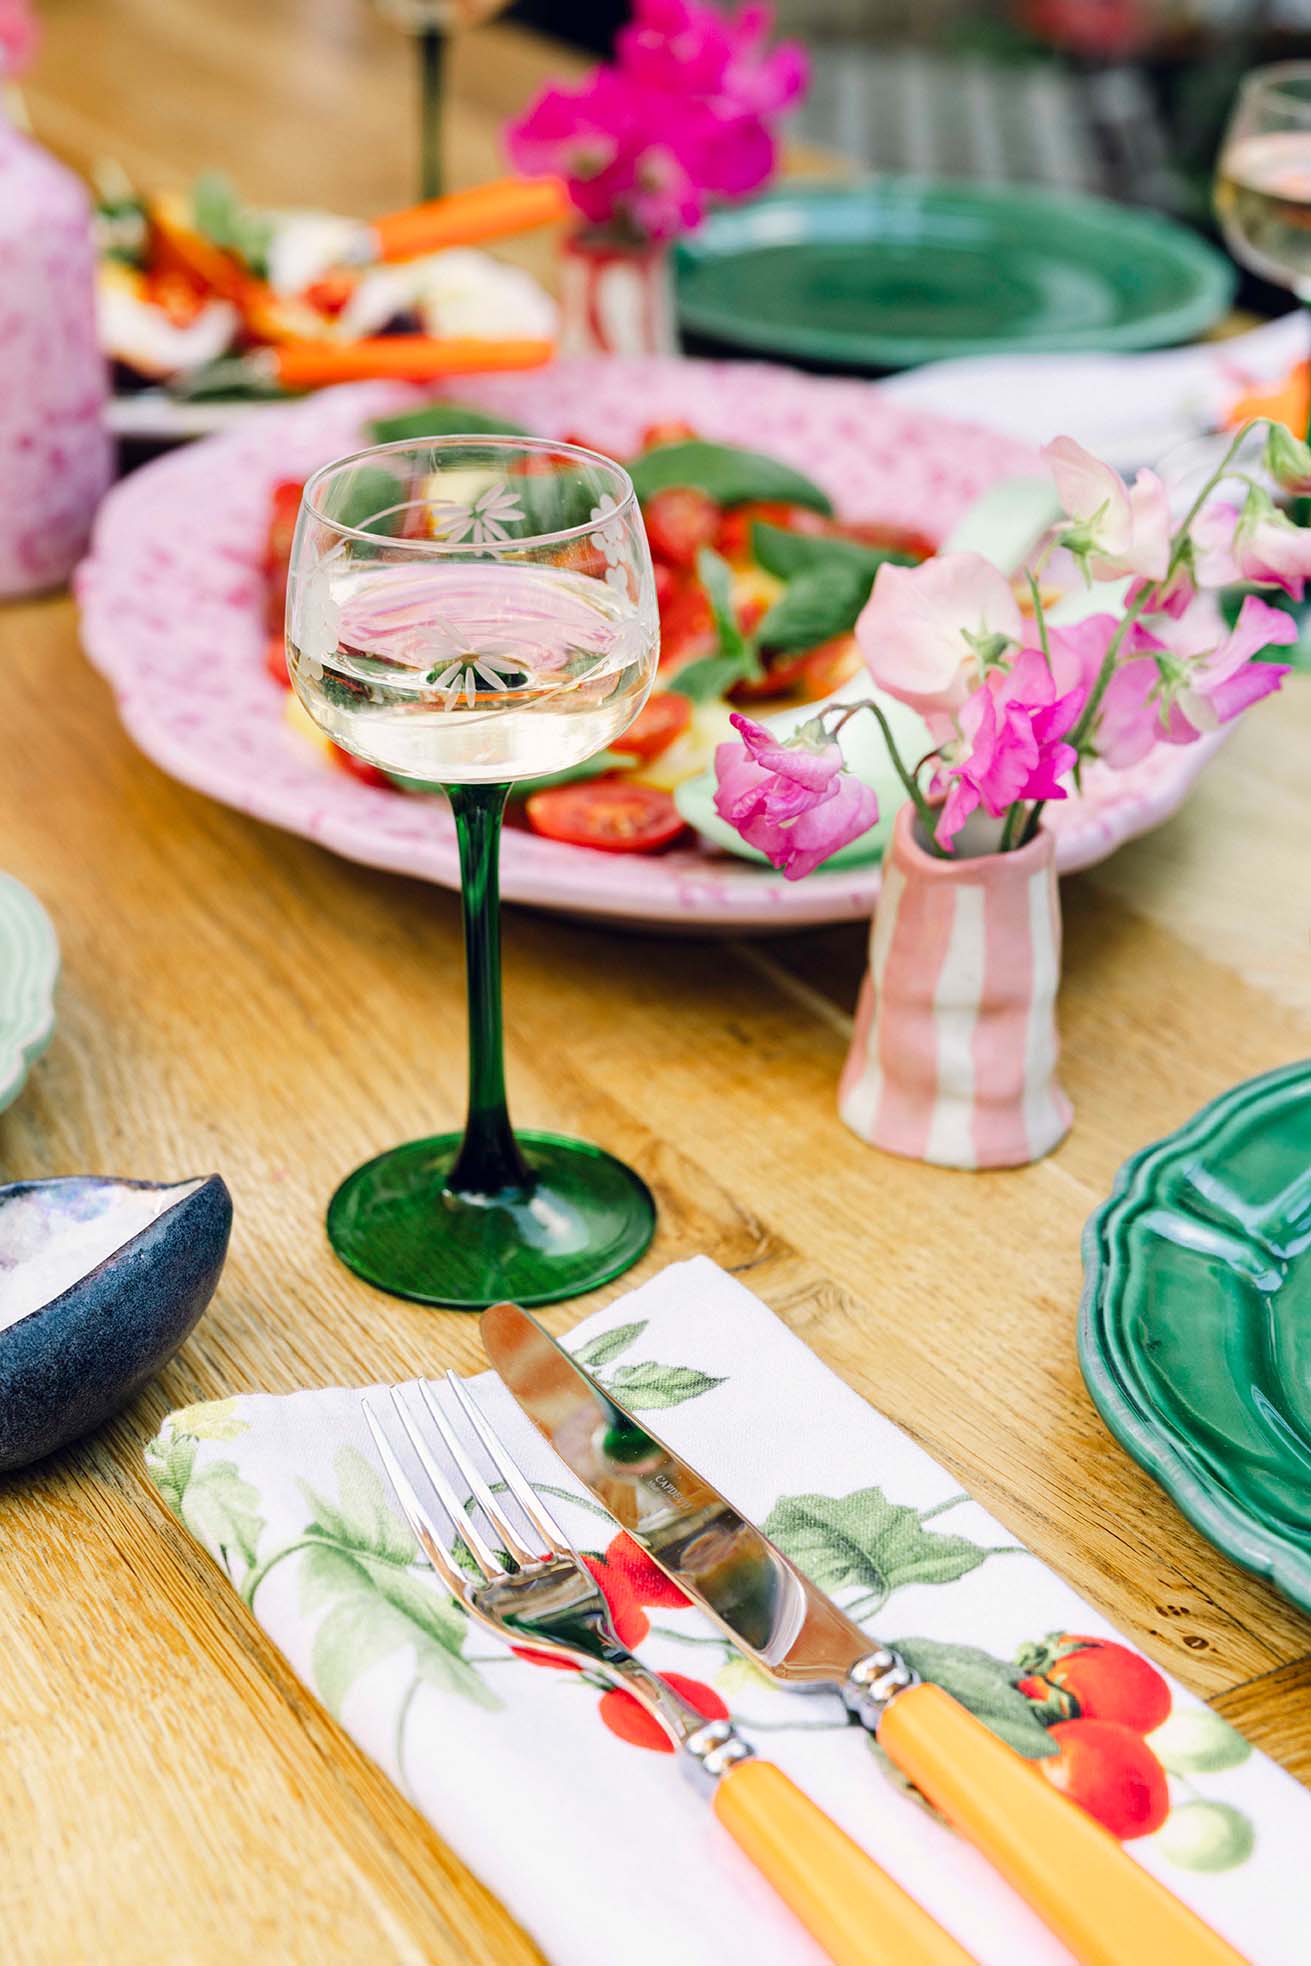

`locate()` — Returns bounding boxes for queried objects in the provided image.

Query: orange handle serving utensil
[879,1685,1250,1966]
[271,334,554,388]
[371,175,571,263]
[714,1758,977,1966]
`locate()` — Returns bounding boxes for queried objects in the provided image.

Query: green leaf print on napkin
[573,1319,726,1410]
[764,1487,1004,1614]
[296,1448,499,1719]
[895,1639,1057,1760]
[146,1420,265,1577]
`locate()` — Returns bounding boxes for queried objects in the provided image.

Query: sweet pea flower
[713,712,878,879]
[1043,435,1171,584]
[1096,595,1294,766]
[934,646,1084,849]
[856,551,1023,723]
[0,0,37,76]
[1232,487,1311,600]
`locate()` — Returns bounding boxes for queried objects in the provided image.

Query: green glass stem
[445,782,530,1198]
[418,23,445,202]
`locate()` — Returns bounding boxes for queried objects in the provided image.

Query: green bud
[1149,1709,1252,1775]
[1264,421,1311,491]
[1154,1801,1255,1873]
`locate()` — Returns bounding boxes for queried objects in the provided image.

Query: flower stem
[1026,572,1052,670]
[1067,580,1153,757]
[999,802,1026,853]
[864,698,947,853]
[1165,420,1262,581]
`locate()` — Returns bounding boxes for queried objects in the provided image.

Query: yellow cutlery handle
[878,1683,1250,1966]
[713,1756,978,1966]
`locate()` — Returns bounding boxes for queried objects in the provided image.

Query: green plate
[675,181,1235,369]
[1080,1061,1311,1613]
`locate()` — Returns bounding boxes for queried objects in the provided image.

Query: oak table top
[5,7,1311,1961]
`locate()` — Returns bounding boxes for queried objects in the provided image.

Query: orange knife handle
[712,1758,977,1966]
[371,176,571,262]
[878,1684,1249,1966]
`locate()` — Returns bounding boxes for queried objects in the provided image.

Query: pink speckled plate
[77,358,1221,930]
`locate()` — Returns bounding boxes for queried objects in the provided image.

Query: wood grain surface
[4,6,1310,1960]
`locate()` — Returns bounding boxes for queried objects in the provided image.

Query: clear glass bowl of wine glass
[286,436,661,1309]
[1217,65,1311,334]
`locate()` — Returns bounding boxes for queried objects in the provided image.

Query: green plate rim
[675,178,1236,368]
[1078,1058,1311,1613]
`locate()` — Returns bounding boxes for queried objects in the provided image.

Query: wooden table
[5,7,1311,1960]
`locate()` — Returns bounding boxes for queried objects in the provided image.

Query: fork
[363,1373,977,1966]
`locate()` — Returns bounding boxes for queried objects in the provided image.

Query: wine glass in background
[374,0,513,200]
[1216,63,1311,441]
[286,436,661,1309]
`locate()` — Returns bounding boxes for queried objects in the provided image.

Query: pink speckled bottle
[0,110,111,596]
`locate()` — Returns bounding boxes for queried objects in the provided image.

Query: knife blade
[483,1301,1249,1966]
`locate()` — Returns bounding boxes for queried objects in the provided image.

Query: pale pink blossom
[713,712,878,879]
[1096,595,1294,765]
[0,0,37,75]
[1043,435,1171,584]
[1233,489,1311,600]
[856,551,1022,722]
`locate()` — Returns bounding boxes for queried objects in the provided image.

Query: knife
[482,1301,1249,1966]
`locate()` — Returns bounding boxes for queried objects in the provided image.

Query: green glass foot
[326,1129,656,1310]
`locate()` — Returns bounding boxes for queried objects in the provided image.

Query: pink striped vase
[838,805,1072,1169]
[558,231,677,358]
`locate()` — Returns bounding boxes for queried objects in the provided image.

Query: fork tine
[387,1384,504,1580]
[361,1396,471,1600]
[415,1379,543,1567]
[444,1371,575,1561]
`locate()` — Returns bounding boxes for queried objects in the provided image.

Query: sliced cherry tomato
[640,417,699,451]
[329,744,392,789]
[264,634,291,688]
[643,487,721,570]
[265,480,305,573]
[143,268,209,328]
[657,579,715,669]
[525,780,687,853]
[610,692,692,762]
[714,499,828,563]
[799,635,861,700]
[836,518,936,560]
[652,560,679,612]
[302,270,355,317]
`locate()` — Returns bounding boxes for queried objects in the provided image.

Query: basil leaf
[191,171,273,278]
[756,563,873,653]
[751,520,914,582]
[368,402,532,445]
[630,441,832,515]
[668,546,763,701]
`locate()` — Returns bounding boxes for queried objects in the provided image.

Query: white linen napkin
[147,1257,1307,1965]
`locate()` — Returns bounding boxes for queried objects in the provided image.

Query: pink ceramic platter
[77,358,1222,931]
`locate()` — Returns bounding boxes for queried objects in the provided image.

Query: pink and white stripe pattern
[839,805,1072,1169]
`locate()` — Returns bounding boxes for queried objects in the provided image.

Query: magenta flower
[934,647,1084,849]
[1097,595,1293,765]
[856,551,1022,724]
[713,712,879,879]
[1043,435,1171,584]
[506,1,806,243]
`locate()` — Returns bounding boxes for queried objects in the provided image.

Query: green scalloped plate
[675,181,1236,369]
[1080,1061,1311,1613]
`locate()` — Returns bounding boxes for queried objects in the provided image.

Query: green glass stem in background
[324,784,657,1311]
[418,23,445,202]
[445,783,528,1196]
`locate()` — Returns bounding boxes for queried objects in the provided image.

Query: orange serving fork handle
[370,175,571,263]
[271,334,554,389]
[879,1684,1250,1966]
[713,1758,978,1966]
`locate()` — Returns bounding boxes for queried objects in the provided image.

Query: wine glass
[1216,63,1311,441]
[286,436,661,1309]
[373,0,512,200]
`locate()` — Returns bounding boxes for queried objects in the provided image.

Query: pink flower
[1233,489,1311,600]
[1096,595,1294,765]
[856,551,1022,722]
[506,1,806,242]
[1043,435,1171,584]
[713,712,878,879]
[1188,499,1241,588]
[934,646,1083,849]
[0,0,37,75]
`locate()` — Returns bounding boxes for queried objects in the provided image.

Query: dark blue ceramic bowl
[0,1174,232,1472]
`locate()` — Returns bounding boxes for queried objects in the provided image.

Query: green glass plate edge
[674,179,1237,368]
[1078,1058,1311,1613]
